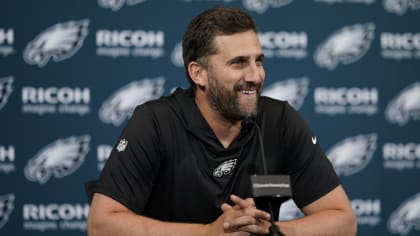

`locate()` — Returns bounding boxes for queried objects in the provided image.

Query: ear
[187,61,207,88]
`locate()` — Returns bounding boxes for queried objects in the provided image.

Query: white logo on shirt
[213,159,237,178]
[116,139,128,152]
[312,136,317,145]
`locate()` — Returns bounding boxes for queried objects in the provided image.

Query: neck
[194,90,242,148]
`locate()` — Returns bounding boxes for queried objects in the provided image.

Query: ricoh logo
[314,87,378,115]
[0,193,15,230]
[351,199,381,226]
[98,0,145,11]
[0,76,14,111]
[99,77,165,126]
[21,86,91,115]
[383,0,420,15]
[383,142,420,170]
[23,203,88,232]
[262,77,309,110]
[327,133,377,176]
[0,145,16,174]
[96,29,165,58]
[258,31,307,59]
[23,20,89,67]
[314,23,375,70]
[97,145,112,171]
[0,28,15,57]
[381,32,420,60]
[24,135,90,184]
[385,82,420,126]
[388,193,420,235]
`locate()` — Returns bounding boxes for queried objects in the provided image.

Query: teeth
[241,90,256,94]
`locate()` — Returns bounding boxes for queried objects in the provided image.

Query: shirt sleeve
[282,103,341,209]
[87,104,162,214]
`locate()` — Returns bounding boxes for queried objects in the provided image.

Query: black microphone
[244,117,291,236]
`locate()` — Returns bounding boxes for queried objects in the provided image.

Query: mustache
[234,82,261,92]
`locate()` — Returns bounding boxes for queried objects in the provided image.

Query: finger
[226,216,271,234]
[245,198,256,207]
[251,208,271,221]
[228,196,271,220]
[230,195,253,208]
[238,205,271,221]
[224,209,271,229]
[221,203,233,212]
[236,220,271,235]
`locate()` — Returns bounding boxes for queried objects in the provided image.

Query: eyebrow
[225,53,265,65]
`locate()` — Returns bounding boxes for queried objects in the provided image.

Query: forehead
[212,30,262,59]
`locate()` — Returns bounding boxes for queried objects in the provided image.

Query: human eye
[256,55,264,66]
[232,57,247,66]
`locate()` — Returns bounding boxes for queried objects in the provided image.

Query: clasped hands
[211,194,273,236]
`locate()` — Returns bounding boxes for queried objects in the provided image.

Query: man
[86,6,357,236]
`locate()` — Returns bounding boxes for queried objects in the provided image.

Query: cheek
[259,68,266,81]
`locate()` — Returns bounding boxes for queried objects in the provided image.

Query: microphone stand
[268,201,284,236]
[249,118,289,236]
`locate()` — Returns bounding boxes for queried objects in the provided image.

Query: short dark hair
[182,6,257,87]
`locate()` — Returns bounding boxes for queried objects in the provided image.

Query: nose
[244,61,264,83]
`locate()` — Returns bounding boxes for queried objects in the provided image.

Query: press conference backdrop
[1,0,420,235]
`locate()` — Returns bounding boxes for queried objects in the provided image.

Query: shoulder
[132,92,177,117]
[259,96,294,121]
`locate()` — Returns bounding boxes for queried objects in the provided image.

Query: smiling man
[86,6,356,236]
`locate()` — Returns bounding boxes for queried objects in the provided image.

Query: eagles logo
[98,0,146,11]
[385,82,420,126]
[99,78,165,126]
[23,19,89,67]
[242,0,294,14]
[0,194,14,229]
[213,159,238,178]
[314,23,375,70]
[327,133,377,176]
[0,76,13,111]
[171,42,184,68]
[388,193,420,235]
[383,0,420,15]
[24,135,90,184]
[262,77,309,110]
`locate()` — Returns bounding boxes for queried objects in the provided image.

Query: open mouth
[240,90,257,95]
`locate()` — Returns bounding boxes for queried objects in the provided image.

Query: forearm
[275,209,357,236]
[87,211,211,236]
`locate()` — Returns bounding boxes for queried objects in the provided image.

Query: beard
[206,73,261,122]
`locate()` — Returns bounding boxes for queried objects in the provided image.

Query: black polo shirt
[87,88,340,223]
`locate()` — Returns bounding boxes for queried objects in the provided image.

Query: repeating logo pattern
[314,23,375,70]
[24,135,90,184]
[0,194,14,229]
[99,78,165,126]
[98,0,146,11]
[262,77,309,110]
[0,76,13,111]
[388,193,420,235]
[1,1,419,235]
[326,133,377,176]
[23,20,89,67]
[383,0,420,15]
[242,0,294,13]
[385,82,420,126]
